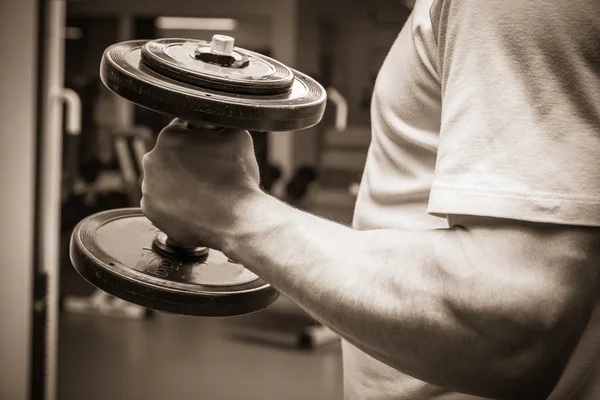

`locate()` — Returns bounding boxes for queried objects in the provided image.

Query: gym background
[0,0,415,399]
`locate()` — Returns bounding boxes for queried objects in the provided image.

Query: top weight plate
[142,38,295,95]
[101,39,327,132]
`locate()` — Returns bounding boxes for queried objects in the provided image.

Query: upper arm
[448,215,600,325]
[425,0,600,345]
[441,215,600,398]
[426,0,600,377]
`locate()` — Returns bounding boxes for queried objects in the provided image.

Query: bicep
[443,215,600,343]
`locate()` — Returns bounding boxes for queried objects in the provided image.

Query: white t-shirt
[349,0,600,399]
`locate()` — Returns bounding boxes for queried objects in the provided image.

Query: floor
[57,297,344,400]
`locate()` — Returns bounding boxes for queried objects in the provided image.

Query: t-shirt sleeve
[426,0,600,226]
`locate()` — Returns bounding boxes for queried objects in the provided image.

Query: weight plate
[101,40,327,132]
[141,38,294,95]
[70,208,278,317]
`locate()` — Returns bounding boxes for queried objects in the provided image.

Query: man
[140,0,600,398]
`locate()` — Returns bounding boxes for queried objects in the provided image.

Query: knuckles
[141,152,153,170]
[139,197,154,221]
[230,129,253,146]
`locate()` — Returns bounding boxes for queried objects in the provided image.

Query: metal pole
[38,1,68,399]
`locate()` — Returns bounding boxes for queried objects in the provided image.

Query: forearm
[221,192,574,399]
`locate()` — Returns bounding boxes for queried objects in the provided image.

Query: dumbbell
[70,35,326,317]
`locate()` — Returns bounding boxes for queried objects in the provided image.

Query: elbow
[490,362,562,400]
[476,342,564,400]
[485,312,588,400]
[456,296,590,400]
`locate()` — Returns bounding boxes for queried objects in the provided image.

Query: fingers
[168,118,219,131]
[161,118,233,137]
[158,119,254,148]
[185,121,223,131]
[168,118,224,132]
[168,118,186,128]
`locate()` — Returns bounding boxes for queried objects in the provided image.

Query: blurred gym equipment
[63,126,154,319]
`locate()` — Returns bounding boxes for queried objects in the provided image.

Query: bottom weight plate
[70,208,278,316]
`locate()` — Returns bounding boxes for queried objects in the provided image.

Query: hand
[140,118,262,250]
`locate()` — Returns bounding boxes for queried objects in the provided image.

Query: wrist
[220,189,281,256]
